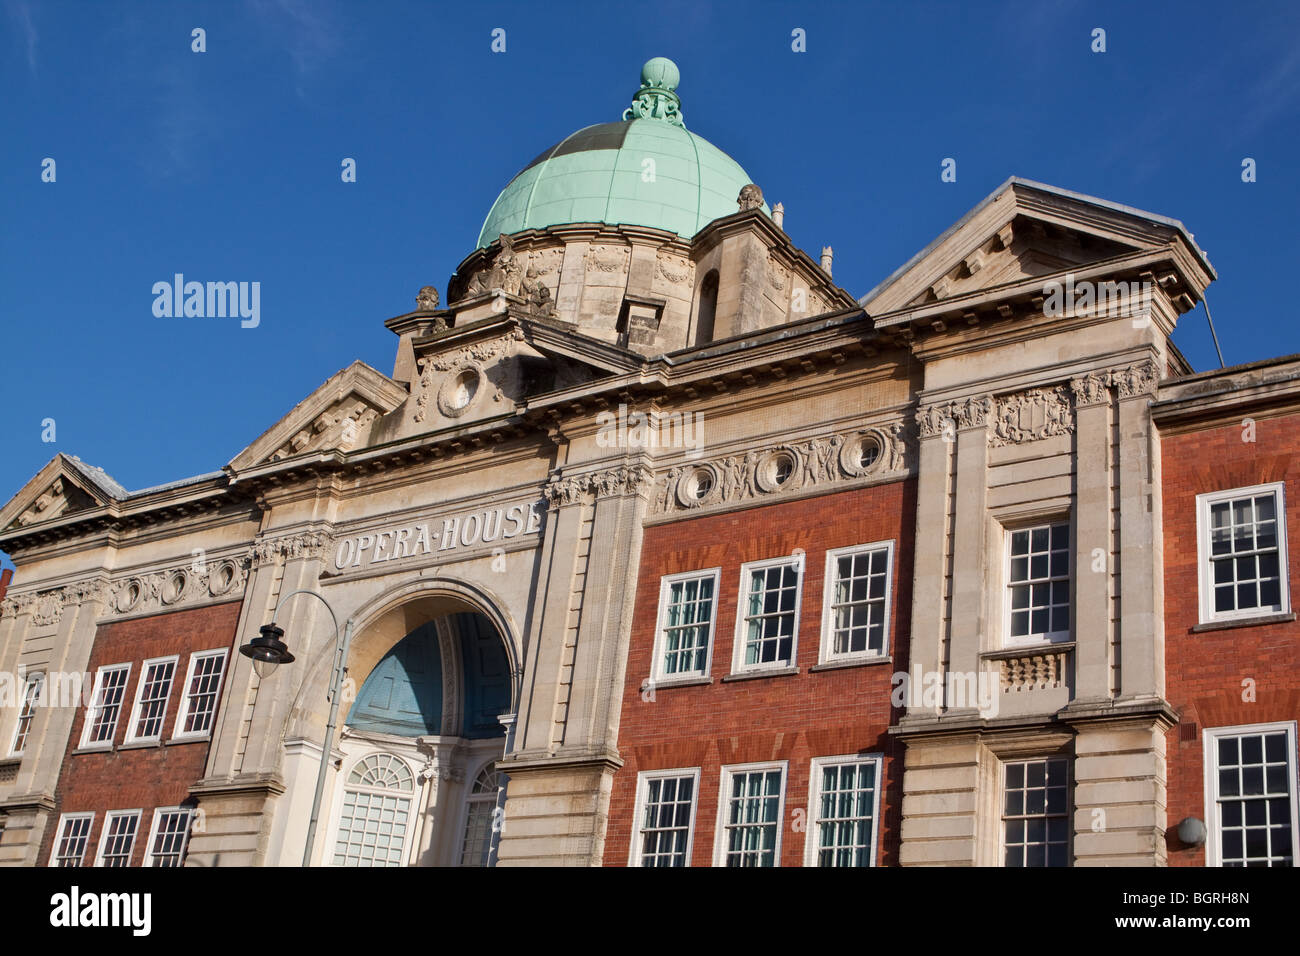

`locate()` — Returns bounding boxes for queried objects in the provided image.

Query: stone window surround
[8,671,44,757]
[628,767,701,867]
[1195,482,1291,627]
[975,731,1075,867]
[989,499,1075,654]
[319,731,506,868]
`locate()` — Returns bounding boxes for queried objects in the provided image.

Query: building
[0,58,1295,868]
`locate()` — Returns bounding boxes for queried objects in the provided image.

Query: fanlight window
[348,753,415,791]
[333,754,415,867]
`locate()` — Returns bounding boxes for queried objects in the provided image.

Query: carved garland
[656,252,692,285]
[652,425,906,515]
[0,532,338,622]
[585,244,630,274]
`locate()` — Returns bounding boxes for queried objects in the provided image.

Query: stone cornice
[1153,355,1300,428]
[891,698,1178,739]
[187,772,286,799]
[873,248,1194,337]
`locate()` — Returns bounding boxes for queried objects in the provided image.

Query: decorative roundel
[755,447,802,493]
[436,365,483,418]
[676,463,722,508]
[840,430,886,477]
[208,560,238,597]
[160,570,188,605]
[115,578,143,614]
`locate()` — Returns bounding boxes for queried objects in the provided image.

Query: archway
[318,589,517,868]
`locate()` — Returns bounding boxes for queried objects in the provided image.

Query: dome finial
[624,57,684,127]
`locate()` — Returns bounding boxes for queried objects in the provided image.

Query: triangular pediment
[861,178,1213,317]
[0,454,120,533]
[228,361,408,471]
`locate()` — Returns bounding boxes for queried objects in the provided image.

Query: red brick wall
[605,479,915,866]
[38,600,242,866]
[1161,412,1300,865]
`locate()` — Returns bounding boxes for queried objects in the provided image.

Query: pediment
[399,315,640,435]
[862,178,1212,317]
[228,361,408,471]
[0,455,119,533]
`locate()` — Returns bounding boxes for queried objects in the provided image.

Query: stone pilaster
[497,462,648,865]
[1114,359,1163,701]
[1069,712,1173,865]
[897,733,981,866]
[1071,371,1114,702]
[948,405,992,707]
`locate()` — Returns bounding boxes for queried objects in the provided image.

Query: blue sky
[2,0,1298,568]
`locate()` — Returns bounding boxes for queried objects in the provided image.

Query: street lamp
[238,589,355,866]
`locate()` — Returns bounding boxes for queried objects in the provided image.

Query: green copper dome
[476,59,765,248]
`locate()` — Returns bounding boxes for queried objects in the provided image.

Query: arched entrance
[317,588,517,867]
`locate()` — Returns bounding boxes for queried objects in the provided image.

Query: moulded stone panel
[900,813,976,841]
[899,836,977,866]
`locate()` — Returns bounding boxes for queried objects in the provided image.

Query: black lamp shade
[240,623,295,678]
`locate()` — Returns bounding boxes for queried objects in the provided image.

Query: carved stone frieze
[1070,371,1110,407]
[917,396,993,438]
[988,386,1074,448]
[584,244,630,274]
[423,331,524,375]
[1,575,110,624]
[413,332,523,424]
[652,425,906,515]
[108,553,253,617]
[766,255,788,292]
[1111,358,1160,399]
[656,252,692,285]
[466,234,524,298]
[0,592,35,620]
[544,464,653,509]
[527,248,564,277]
[251,530,335,565]
[32,590,65,626]
[272,399,380,461]
[16,478,72,528]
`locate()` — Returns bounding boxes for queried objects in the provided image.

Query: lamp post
[239,588,354,867]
